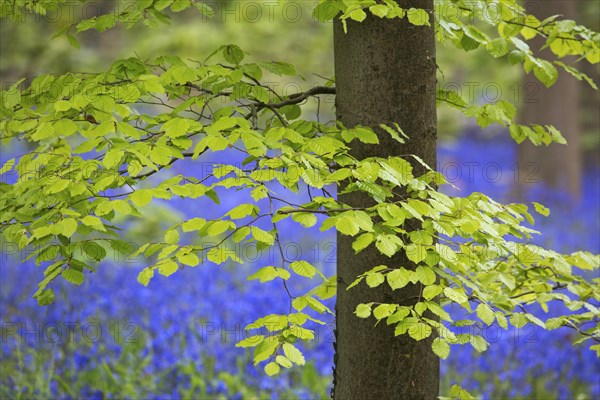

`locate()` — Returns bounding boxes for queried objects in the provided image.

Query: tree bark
[579,0,600,166]
[517,0,581,199]
[332,1,439,399]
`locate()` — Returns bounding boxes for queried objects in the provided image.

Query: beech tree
[517,0,582,198]
[1,1,599,399]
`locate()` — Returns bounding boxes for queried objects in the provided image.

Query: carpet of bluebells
[1,133,599,399]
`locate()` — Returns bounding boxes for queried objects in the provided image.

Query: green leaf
[36,289,55,306]
[236,335,264,348]
[355,303,372,318]
[423,285,443,300]
[252,227,275,245]
[348,8,367,22]
[177,252,199,267]
[432,338,450,359]
[0,158,15,175]
[373,304,397,320]
[36,246,60,265]
[408,322,432,341]
[470,335,489,352]
[103,148,124,169]
[282,343,305,366]
[155,0,174,11]
[81,216,106,232]
[444,287,468,304]
[410,230,433,245]
[206,248,229,265]
[376,234,402,257]
[290,313,316,329]
[427,302,452,321]
[313,0,339,22]
[407,8,429,26]
[356,181,389,202]
[386,268,411,290]
[59,218,78,238]
[253,338,279,365]
[476,303,495,326]
[164,229,179,245]
[449,384,477,400]
[264,362,280,376]
[83,242,106,262]
[532,59,558,87]
[45,179,70,194]
[532,202,550,217]
[290,260,317,279]
[169,65,197,85]
[158,260,179,277]
[292,212,318,228]
[54,100,71,112]
[67,34,80,49]
[182,218,206,232]
[227,203,257,220]
[369,4,389,18]
[62,269,84,285]
[496,312,508,329]
[346,276,364,290]
[222,44,244,64]
[405,243,427,264]
[335,215,360,236]
[31,122,54,141]
[352,233,374,253]
[194,2,214,16]
[486,37,510,58]
[366,272,385,288]
[276,355,293,368]
[248,266,288,283]
[510,313,528,328]
[387,307,411,324]
[416,266,436,285]
[163,118,190,138]
[232,226,251,243]
[260,61,296,76]
[207,220,232,236]
[170,0,191,12]
[118,122,142,139]
[380,123,407,144]
[137,268,154,286]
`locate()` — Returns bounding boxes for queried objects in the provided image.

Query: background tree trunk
[517,0,582,198]
[579,0,600,167]
[332,1,439,399]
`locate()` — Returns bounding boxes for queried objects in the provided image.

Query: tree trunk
[579,0,600,167]
[517,0,581,199]
[332,1,439,399]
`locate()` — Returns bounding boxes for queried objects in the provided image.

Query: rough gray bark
[517,0,581,198]
[332,2,439,399]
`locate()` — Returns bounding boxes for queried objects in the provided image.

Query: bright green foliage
[439,384,479,400]
[1,1,599,396]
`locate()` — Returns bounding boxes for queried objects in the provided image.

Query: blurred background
[1,1,599,399]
